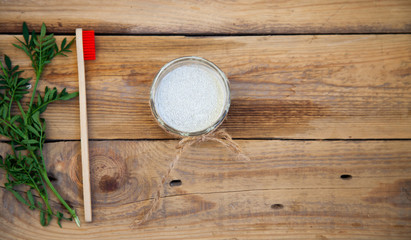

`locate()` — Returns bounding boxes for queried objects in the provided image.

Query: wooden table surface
[0,1,410,239]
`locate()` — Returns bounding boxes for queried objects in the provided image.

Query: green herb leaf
[46,212,52,226]
[23,22,30,44]
[43,37,55,46]
[30,30,36,48]
[39,202,46,226]
[57,212,63,228]
[22,139,39,145]
[27,125,40,137]
[61,38,67,50]
[27,189,36,210]
[43,33,54,42]
[8,188,30,206]
[60,91,79,101]
[32,111,41,126]
[40,23,46,38]
[4,55,12,70]
[33,36,40,47]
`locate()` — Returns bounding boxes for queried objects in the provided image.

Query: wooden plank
[0,140,410,239]
[0,34,410,140]
[0,0,410,34]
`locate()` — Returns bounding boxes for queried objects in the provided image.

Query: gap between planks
[1,32,411,37]
[0,184,377,208]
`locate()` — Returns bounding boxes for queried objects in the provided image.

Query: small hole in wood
[271,204,284,210]
[340,174,352,180]
[47,174,57,182]
[169,179,182,187]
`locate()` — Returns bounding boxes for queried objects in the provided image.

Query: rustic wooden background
[0,0,410,239]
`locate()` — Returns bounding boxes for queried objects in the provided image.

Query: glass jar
[150,56,231,136]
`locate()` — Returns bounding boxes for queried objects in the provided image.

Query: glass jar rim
[150,56,231,136]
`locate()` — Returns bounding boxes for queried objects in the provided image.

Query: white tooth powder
[153,61,228,134]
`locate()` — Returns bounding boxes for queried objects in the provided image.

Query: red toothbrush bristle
[82,30,96,60]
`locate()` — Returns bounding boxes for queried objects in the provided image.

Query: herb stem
[35,124,80,226]
[29,97,58,118]
[8,91,15,120]
[28,75,40,112]
[28,150,52,213]
[41,170,80,227]
[29,35,43,112]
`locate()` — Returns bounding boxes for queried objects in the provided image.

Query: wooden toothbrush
[76,28,95,223]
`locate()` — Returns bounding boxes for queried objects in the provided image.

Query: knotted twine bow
[133,129,249,226]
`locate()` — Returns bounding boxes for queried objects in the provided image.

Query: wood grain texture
[1,34,410,140]
[0,140,410,239]
[0,0,410,34]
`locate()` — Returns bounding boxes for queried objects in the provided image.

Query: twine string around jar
[133,56,245,227]
[133,128,249,226]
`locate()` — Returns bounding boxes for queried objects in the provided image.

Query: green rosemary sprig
[0,22,80,227]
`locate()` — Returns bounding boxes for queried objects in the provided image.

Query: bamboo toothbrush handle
[76,28,92,222]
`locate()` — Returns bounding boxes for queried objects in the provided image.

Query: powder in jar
[154,64,227,133]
